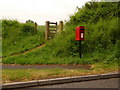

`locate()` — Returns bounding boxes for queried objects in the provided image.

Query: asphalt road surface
[2,64,91,70]
[19,78,119,89]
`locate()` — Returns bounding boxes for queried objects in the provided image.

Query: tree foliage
[67,2,119,25]
[26,20,34,24]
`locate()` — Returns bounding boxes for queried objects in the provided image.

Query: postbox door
[80,32,84,40]
[76,27,80,41]
[80,26,85,40]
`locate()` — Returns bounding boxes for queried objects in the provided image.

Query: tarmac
[2,64,91,70]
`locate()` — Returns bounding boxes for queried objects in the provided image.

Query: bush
[21,23,35,35]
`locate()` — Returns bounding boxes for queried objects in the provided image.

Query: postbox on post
[75,26,85,58]
[76,26,85,41]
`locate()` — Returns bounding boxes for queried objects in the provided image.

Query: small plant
[21,23,35,35]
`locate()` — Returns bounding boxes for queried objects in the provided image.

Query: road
[2,64,91,70]
[19,78,119,89]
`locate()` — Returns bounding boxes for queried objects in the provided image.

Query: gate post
[45,21,49,40]
[59,21,63,34]
[34,22,37,34]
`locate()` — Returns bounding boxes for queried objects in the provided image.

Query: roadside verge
[2,71,120,89]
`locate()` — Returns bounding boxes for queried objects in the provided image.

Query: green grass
[2,68,89,83]
[2,20,45,57]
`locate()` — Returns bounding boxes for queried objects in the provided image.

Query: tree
[26,20,34,24]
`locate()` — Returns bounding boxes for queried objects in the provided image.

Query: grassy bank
[2,20,45,57]
[2,18,119,65]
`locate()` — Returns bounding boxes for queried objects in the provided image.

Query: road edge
[2,71,120,89]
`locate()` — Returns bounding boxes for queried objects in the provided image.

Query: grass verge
[2,63,119,84]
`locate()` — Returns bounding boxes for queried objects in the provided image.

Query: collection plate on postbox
[75,26,85,41]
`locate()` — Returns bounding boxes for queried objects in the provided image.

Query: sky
[0,0,92,25]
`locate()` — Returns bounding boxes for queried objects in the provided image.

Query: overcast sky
[0,0,93,25]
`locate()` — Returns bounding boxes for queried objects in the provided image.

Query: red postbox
[75,26,85,41]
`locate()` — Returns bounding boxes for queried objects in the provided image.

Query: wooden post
[59,21,63,34]
[55,22,57,31]
[45,21,49,40]
[34,22,37,34]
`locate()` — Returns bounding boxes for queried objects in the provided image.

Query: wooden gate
[45,21,63,40]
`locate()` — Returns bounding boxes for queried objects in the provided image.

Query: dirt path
[2,43,45,59]
[12,43,45,56]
